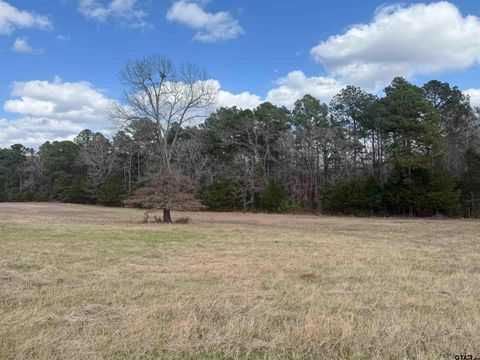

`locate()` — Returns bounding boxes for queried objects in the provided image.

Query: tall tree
[382,78,442,216]
[461,148,480,217]
[330,86,377,178]
[109,54,217,172]
[0,144,29,196]
[290,95,330,208]
[423,80,479,176]
[75,132,117,195]
[38,141,79,200]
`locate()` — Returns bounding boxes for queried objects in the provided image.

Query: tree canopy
[125,173,204,222]
[2,73,479,218]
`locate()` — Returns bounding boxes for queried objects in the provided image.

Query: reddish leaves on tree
[125,173,204,211]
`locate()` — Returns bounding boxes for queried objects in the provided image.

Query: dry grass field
[1,203,480,359]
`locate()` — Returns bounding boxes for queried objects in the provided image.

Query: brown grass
[1,202,480,359]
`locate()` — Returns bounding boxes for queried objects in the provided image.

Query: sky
[1,0,480,147]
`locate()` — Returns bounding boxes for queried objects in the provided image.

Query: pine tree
[382,78,443,216]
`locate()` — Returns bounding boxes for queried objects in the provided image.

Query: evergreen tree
[200,179,244,211]
[382,78,442,216]
[461,148,480,217]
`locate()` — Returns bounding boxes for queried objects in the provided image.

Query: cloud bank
[1,78,113,147]
[310,1,480,90]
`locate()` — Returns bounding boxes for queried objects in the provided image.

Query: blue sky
[1,0,480,147]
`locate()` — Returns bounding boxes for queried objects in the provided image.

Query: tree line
[1,56,480,217]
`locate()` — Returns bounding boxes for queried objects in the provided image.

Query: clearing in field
[1,203,480,359]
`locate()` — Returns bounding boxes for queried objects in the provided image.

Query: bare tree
[75,131,117,193]
[109,55,218,172]
[21,151,44,192]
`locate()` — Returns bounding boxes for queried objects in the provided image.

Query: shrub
[97,174,126,207]
[324,177,383,216]
[384,168,460,216]
[277,199,301,213]
[200,179,244,211]
[258,181,288,212]
[51,171,72,201]
[5,189,34,202]
[66,178,91,204]
[424,170,460,216]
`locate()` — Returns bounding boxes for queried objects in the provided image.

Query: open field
[1,203,480,359]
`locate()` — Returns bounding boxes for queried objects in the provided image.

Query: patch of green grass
[145,230,199,246]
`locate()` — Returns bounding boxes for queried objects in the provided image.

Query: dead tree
[109,54,217,173]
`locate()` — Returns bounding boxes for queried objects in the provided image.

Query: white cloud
[212,72,343,110]
[1,76,260,147]
[217,90,262,109]
[78,0,147,28]
[5,77,111,123]
[266,71,344,108]
[1,77,114,148]
[166,0,243,42]
[11,37,33,53]
[56,35,70,41]
[213,79,262,109]
[0,117,83,148]
[0,0,52,35]
[465,89,480,108]
[310,1,480,90]
[1,74,344,147]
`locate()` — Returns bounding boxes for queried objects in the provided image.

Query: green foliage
[258,182,288,212]
[331,85,377,134]
[200,179,244,211]
[4,189,34,202]
[383,168,460,216]
[202,107,254,161]
[382,77,442,171]
[96,174,126,207]
[375,77,454,217]
[66,178,91,204]
[383,167,428,216]
[1,75,479,218]
[39,141,78,173]
[292,95,329,128]
[51,171,72,201]
[461,148,480,216]
[425,171,460,216]
[0,144,29,196]
[277,198,301,214]
[462,148,480,193]
[325,177,383,216]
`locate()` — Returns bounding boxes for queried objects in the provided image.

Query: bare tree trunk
[137,152,141,180]
[163,208,172,223]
